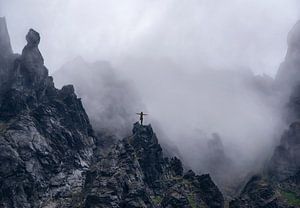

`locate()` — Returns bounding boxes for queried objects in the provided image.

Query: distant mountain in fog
[53,57,144,138]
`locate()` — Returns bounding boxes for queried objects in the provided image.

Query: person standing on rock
[136,112,148,125]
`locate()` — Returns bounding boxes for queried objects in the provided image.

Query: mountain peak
[20,29,47,86]
[25,28,40,47]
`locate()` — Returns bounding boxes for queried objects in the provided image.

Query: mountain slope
[229,20,300,208]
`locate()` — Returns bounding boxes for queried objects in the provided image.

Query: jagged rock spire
[20,28,48,85]
[0,17,12,58]
[26,29,40,47]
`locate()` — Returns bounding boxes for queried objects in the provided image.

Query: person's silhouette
[136,112,148,125]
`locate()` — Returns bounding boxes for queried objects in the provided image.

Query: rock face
[229,126,300,208]
[83,122,224,208]
[21,28,47,85]
[230,20,300,208]
[0,26,95,207]
[0,19,224,208]
[229,121,300,208]
[276,20,300,94]
[268,122,300,181]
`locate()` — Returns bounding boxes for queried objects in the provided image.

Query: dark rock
[230,20,300,208]
[229,175,281,208]
[20,29,47,86]
[130,122,165,187]
[230,122,300,208]
[183,170,196,180]
[83,139,153,208]
[26,29,40,47]
[268,122,300,181]
[230,116,300,208]
[83,123,224,208]
[193,174,225,208]
[161,188,191,208]
[0,27,95,207]
[170,157,183,177]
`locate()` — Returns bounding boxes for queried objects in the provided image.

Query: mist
[2,0,300,194]
[53,57,145,138]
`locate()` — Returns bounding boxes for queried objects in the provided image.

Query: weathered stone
[0,27,95,207]
[26,29,40,47]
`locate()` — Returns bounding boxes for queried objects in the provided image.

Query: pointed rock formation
[0,27,95,207]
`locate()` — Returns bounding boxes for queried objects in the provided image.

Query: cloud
[1,0,300,75]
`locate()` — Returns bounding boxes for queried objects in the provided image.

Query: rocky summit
[0,19,224,207]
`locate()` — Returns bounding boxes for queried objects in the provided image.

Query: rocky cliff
[0,19,224,208]
[230,21,300,208]
[229,128,300,208]
[0,21,95,207]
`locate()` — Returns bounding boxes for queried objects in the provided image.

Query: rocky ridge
[230,21,300,208]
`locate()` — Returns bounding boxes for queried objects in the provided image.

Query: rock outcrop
[83,122,224,208]
[229,121,300,208]
[0,26,95,207]
[230,20,300,208]
[229,125,300,207]
[268,122,300,181]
